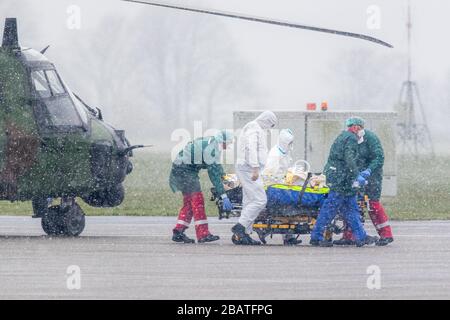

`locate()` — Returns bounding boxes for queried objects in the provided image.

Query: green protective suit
[357,130,385,200]
[323,130,360,196]
[169,137,226,196]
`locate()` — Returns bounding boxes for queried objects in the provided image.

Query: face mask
[358,129,366,138]
[357,129,365,144]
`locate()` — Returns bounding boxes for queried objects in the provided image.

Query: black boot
[231,223,261,245]
[356,235,379,247]
[333,238,356,246]
[376,237,394,246]
[172,229,195,244]
[198,234,220,243]
[240,235,262,245]
[310,239,333,247]
[231,223,246,237]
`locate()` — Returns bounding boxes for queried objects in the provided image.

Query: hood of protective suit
[255,111,277,130]
[278,129,294,154]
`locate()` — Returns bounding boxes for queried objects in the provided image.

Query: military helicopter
[0,18,144,236]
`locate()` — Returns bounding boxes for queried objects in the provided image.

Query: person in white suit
[231,111,277,245]
[262,129,294,179]
[262,128,302,245]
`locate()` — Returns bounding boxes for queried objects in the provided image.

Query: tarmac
[0,216,449,299]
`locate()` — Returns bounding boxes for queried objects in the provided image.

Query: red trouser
[343,200,393,240]
[174,192,210,240]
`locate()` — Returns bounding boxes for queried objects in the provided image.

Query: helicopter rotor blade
[121,0,393,48]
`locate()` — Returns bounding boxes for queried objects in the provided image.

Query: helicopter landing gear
[32,197,50,218]
[41,197,85,237]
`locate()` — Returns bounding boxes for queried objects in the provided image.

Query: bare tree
[136,13,257,129]
[66,10,257,145]
[327,48,404,111]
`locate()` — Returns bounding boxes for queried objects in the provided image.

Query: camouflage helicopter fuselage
[0,48,132,203]
[0,19,138,236]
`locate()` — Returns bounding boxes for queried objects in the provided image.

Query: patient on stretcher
[221,168,329,212]
[216,129,329,217]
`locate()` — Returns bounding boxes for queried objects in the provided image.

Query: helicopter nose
[126,161,133,175]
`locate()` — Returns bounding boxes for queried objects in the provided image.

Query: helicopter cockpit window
[31,71,51,99]
[45,70,65,95]
[31,69,84,129]
[45,96,83,127]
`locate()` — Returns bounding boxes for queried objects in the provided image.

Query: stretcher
[211,173,366,244]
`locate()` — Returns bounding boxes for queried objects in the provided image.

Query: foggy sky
[1,0,449,153]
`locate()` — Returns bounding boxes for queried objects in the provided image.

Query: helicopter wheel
[41,206,65,236]
[61,203,85,237]
[41,202,85,237]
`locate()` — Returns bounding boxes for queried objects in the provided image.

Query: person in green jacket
[334,127,394,246]
[170,130,234,243]
[310,117,378,247]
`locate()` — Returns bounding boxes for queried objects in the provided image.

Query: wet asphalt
[0,216,449,299]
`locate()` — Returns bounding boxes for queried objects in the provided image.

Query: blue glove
[360,169,372,179]
[356,174,367,187]
[222,196,233,212]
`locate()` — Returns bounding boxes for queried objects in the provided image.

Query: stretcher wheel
[255,229,267,245]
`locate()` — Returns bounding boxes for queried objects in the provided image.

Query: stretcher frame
[211,173,366,244]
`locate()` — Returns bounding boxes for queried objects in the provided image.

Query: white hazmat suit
[262,129,295,180]
[236,111,277,234]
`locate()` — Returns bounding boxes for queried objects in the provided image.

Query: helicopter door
[30,69,91,193]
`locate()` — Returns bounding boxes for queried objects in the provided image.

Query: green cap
[345,116,365,128]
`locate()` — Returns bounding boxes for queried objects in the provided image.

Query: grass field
[384,156,450,220]
[0,152,449,220]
